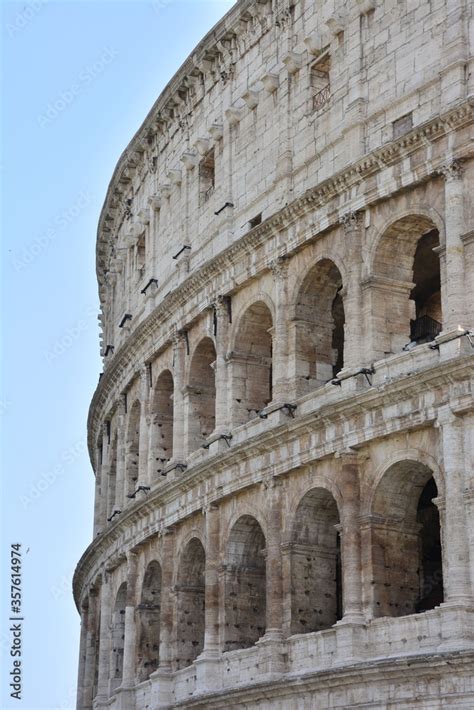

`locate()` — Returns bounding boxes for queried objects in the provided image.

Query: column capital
[139,362,152,391]
[211,294,231,320]
[432,495,446,513]
[126,549,138,565]
[157,521,175,539]
[268,255,289,281]
[435,405,463,428]
[439,159,464,182]
[340,209,364,233]
[100,568,111,586]
[118,392,127,416]
[202,501,219,516]
[334,448,360,466]
[170,324,187,349]
[261,470,282,490]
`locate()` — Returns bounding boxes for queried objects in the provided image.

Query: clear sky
[0,1,234,707]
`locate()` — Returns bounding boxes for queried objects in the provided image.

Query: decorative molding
[261,72,279,93]
[208,123,224,141]
[242,88,260,109]
[268,255,289,280]
[340,210,364,232]
[181,151,199,170]
[439,159,464,182]
[282,51,303,75]
[225,106,244,126]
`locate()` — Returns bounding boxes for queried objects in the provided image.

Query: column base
[150,667,174,709]
[115,686,136,710]
[260,628,284,642]
[335,616,366,662]
[255,632,287,676]
[194,650,222,693]
[435,326,472,360]
[336,611,366,626]
[438,600,474,651]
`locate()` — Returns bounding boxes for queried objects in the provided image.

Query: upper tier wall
[97,0,471,357]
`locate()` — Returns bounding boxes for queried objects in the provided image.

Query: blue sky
[0,1,234,707]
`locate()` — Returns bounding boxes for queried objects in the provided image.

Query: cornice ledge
[97,96,472,298]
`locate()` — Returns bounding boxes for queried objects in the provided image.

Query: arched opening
[409,230,442,345]
[126,400,141,497]
[292,260,344,397]
[136,561,162,682]
[110,583,127,691]
[176,538,205,669]
[150,370,174,476]
[230,302,273,426]
[224,515,266,652]
[290,488,342,635]
[106,433,117,520]
[371,217,442,358]
[371,461,444,618]
[186,338,216,452]
[416,478,444,612]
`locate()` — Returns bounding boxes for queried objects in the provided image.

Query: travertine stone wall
[75,0,474,707]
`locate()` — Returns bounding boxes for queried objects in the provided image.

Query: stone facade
[74,0,474,707]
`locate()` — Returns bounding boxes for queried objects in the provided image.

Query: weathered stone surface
[74,0,474,707]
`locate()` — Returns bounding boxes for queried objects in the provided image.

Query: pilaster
[115,394,127,511]
[171,328,187,464]
[439,160,467,331]
[436,406,472,606]
[121,552,139,688]
[269,257,290,403]
[335,450,364,624]
[340,211,365,369]
[213,296,231,434]
[96,574,112,702]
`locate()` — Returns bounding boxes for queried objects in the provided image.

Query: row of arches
[103,460,443,690]
[100,218,443,515]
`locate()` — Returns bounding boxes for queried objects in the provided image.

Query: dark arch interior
[371,462,444,618]
[290,488,342,634]
[136,561,162,681]
[294,259,345,395]
[416,477,444,612]
[188,338,217,450]
[176,539,205,669]
[232,302,273,424]
[110,583,127,688]
[224,515,266,652]
[151,370,174,475]
[410,229,442,344]
[126,401,141,495]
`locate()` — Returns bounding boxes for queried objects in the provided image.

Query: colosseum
[74,0,474,707]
